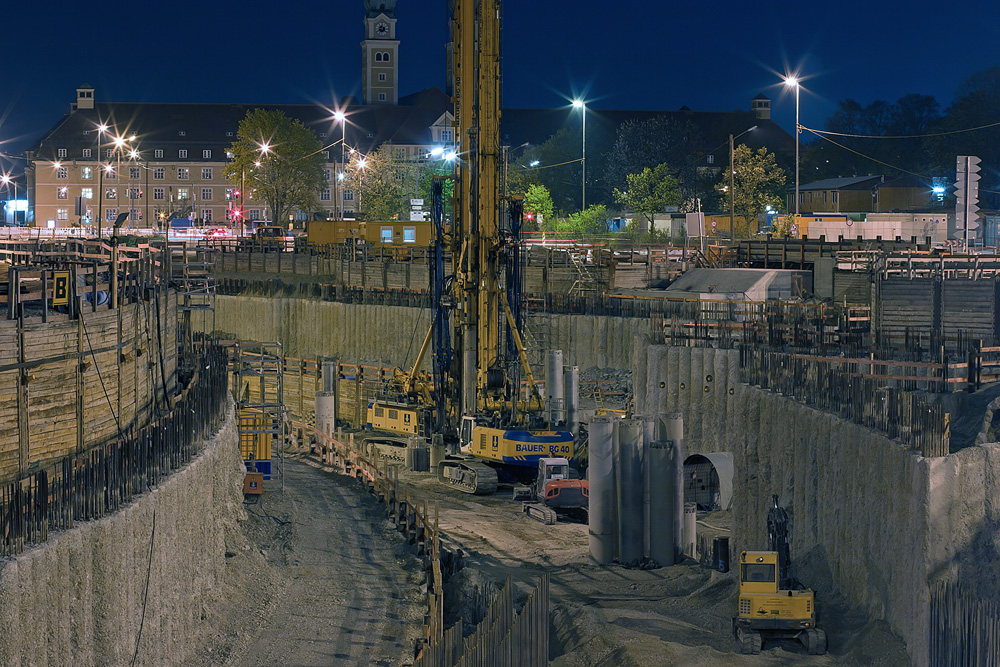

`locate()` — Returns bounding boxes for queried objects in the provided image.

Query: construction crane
[366,0,576,497]
[733,495,827,655]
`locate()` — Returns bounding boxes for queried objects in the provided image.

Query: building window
[226,151,234,159]
[226,188,236,200]
[153,167,165,180]
[56,167,68,179]
[130,167,141,179]
[441,129,453,143]
[104,166,115,179]
[81,187,93,199]
[319,132,326,138]
[344,190,354,201]
[57,209,68,221]
[344,210,354,218]
[382,52,390,61]
[378,93,386,101]
[106,149,113,159]
[154,149,163,159]
[394,148,405,159]
[178,130,186,137]
[105,208,118,222]
[379,73,386,82]
[203,209,213,222]
[375,52,383,62]
[706,154,714,165]
[203,150,212,159]
[403,226,416,243]
[57,148,67,158]
[153,188,164,201]
[178,168,189,180]
[129,208,142,221]
[82,148,92,158]
[105,187,117,200]
[56,187,69,199]
[249,209,261,221]
[201,188,212,201]
[81,167,92,180]
[226,131,233,137]
[177,188,189,200]
[202,168,213,180]
[321,189,331,201]
[832,191,839,204]
[128,188,141,199]
[322,150,330,160]
[323,169,331,180]
[799,193,804,204]
[178,150,188,159]
[381,226,393,243]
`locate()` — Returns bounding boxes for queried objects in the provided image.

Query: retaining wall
[0,402,244,666]
[210,295,648,371]
[634,344,1000,664]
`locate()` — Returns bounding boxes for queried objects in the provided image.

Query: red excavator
[514,457,589,525]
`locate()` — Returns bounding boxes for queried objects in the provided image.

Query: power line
[804,120,1000,140]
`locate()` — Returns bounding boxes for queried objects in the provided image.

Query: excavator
[733,495,827,655]
[367,0,580,503]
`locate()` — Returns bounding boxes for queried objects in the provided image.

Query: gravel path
[202,457,425,667]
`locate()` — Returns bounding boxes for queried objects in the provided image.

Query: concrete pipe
[315,392,336,436]
[617,419,645,565]
[429,433,445,470]
[647,438,678,566]
[660,413,685,564]
[683,502,697,560]
[639,415,655,559]
[321,360,338,394]
[588,416,616,565]
[564,365,580,439]
[547,350,565,426]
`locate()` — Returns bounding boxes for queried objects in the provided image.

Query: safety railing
[0,344,228,556]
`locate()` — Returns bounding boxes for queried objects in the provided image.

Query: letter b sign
[53,271,70,306]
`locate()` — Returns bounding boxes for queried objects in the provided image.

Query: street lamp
[572,99,586,210]
[0,174,16,226]
[729,125,757,237]
[784,76,801,216]
[334,111,346,220]
[96,123,109,237]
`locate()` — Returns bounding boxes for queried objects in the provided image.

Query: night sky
[2,0,997,169]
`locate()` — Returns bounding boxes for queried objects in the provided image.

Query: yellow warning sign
[52,271,70,306]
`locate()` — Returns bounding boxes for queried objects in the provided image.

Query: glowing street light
[784,76,801,216]
[529,160,540,167]
[334,110,347,219]
[572,99,586,210]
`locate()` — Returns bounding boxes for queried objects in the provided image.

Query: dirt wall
[633,344,1000,665]
[0,402,244,666]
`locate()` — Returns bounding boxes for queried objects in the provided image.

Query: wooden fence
[0,344,227,556]
[930,582,1000,666]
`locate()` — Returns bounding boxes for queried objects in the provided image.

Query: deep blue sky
[2,0,998,169]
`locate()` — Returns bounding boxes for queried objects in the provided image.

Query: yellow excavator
[733,495,827,655]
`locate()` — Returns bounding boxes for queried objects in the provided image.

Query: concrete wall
[634,344,1000,665]
[0,402,245,666]
[210,295,648,372]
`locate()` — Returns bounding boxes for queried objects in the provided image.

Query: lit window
[128,188,141,199]
[56,167,68,179]
[153,188,164,201]
[381,226,393,243]
[202,168,213,179]
[81,188,93,199]
[56,187,69,199]
[129,167,140,179]
[82,148,92,158]
[81,167,92,180]
[203,209,213,222]
[403,226,416,243]
[178,150,188,159]
[323,169,331,180]
[153,168,165,180]
[226,151,234,159]
[57,148,67,158]
[57,208,68,221]
[321,189,331,201]
[203,150,212,159]
[105,187,117,200]
[226,188,236,200]
[154,149,163,159]
[202,188,212,201]
[177,188,189,200]
[105,208,118,222]
[105,167,116,179]
[178,168,189,180]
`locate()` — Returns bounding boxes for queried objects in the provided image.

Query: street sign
[410,199,424,206]
[52,271,70,306]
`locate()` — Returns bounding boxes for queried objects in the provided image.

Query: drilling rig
[367,0,576,496]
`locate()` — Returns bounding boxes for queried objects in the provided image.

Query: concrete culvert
[683,453,733,511]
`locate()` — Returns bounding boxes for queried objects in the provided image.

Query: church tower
[361,0,399,105]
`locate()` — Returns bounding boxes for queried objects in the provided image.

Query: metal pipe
[587,416,615,565]
[546,349,564,425]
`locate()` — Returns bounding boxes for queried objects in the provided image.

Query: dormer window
[178,130,186,137]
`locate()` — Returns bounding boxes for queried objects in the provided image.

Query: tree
[715,145,785,238]
[523,184,553,229]
[521,128,582,214]
[613,163,681,233]
[342,143,408,221]
[224,109,325,227]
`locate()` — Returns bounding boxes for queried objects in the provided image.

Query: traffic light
[234,189,241,199]
[955,155,982,239]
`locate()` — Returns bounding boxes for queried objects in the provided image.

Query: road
[211,457,425,667]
